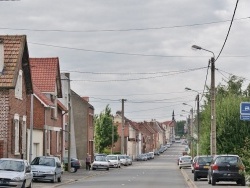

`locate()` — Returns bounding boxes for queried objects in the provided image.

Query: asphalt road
[58,143,190,188]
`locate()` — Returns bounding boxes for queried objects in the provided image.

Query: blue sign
[240,102,250,114]
[240,114,250,121]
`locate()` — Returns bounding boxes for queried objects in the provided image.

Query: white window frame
[15,70,23,100]
[22,116,26,155]
[14,114,20,155]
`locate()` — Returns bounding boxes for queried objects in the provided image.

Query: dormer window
[15,70,23,100]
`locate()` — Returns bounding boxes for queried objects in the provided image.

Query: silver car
[92,155,110,170]
[31,156,62,183]
[0,158,33,188]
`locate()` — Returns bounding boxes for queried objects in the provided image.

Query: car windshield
[107,156,117,160]
[95,156,107,161]
[31,157,55,167]
[0,160,24,172]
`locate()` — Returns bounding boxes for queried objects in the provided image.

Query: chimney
[0,39,4,73]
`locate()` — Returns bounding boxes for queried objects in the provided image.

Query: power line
[1,17,249,32]
[70,67,207,82]
[215,0,239,61]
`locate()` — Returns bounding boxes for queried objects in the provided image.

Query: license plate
[204,166,209,169]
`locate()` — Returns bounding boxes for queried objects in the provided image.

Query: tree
[94,105,119,153]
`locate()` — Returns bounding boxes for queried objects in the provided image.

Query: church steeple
[172,110,175,121]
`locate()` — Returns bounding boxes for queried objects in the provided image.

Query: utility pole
[67,76,71,172]
[121,99,126,154]
[196,94,200,156]
[190,108,194,158]
[210,57,216,155]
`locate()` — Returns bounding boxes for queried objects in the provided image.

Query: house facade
[0,35,33,159]
[28,57,64,161]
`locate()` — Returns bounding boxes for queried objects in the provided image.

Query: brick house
[71,90,95,165]
[28,57,64,161]
[0,35,33,159]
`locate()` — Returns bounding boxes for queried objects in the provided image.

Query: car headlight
[12,177,22,181]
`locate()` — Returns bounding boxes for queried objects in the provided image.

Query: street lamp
[185,87,200,156]
[192,44,216,156]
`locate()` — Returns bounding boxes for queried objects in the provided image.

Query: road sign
[240,114,250,121]
[240,102,250,114]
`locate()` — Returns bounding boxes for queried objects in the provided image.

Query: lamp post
[192,45,216,156]
[185,87,200,156]
[182,107,194,158]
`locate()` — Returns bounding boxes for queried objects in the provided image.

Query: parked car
[193,155,212,181]
[0,158,33,188]
[178,155,192,169]
[92,154,110,170]
[136,154,147,161]
[63,157,81,173]
[119,155,129,166]
[207,154,246,186]
[148,152,154,159]
[31,156,62,183]
[106,155,121,168]
[125,155,132,165]
[154,150,160,156]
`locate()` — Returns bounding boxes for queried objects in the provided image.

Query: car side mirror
[56,162,61,168]
[26,166,31,173]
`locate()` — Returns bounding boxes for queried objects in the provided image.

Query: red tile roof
[33,84,55,107]
[0,35,33,93]
[30,57,62,97]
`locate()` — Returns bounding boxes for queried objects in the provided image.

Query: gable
[0,35,33,94]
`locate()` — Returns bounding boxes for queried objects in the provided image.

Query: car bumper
[179,163,191,167]
[92,164,109,169]
[32,173,55,181]
[0,180,26,188]
[194,170,209,178]
[212,172,245,181]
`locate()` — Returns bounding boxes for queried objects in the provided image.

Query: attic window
[15,70,23,100]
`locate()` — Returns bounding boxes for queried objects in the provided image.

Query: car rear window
[198,156,212,163]
[216,156,239,165]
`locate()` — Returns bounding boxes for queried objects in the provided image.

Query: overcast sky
[1,0,249,122]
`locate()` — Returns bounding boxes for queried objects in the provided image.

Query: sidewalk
[34,168,108,188]
[57,168,111,187]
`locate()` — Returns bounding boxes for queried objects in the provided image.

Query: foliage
[199,75,250,176]
[94,105,119,153]
[175,120,186,136]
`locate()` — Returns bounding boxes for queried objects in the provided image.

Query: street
[34,143,249,188]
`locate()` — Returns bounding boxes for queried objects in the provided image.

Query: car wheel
[194,172,198,181]
[70,167,77,173]
[92,167,96,170]
[106,168,109,171]
[179,166,181,169]
[211,176,216,185]
[240,177,246,186]
[21,181,25,188]
[51,174,57,183]
[58,175,62,182]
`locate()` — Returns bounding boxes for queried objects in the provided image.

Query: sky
[1,0,250,122]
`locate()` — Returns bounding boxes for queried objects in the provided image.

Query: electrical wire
[1,16,249,33]
[215,0,239,61]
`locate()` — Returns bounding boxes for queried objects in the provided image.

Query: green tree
[94,105,119,153]
[175,120,186,136]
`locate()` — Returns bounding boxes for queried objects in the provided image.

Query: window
[14,114,20,155]
[50,94,57,119]
[15,70,23,100]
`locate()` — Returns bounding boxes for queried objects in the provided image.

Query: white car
[178,155,192,169]
[0,158,33,188]
[92,155,110,170]
[106,155,121,168]
[118,155,129,166]
[31,156,62,183]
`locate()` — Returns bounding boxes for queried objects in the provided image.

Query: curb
[180,169,197,188]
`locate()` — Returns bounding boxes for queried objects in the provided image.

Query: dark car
[193,155,212,181]
[63,157,81,173]
[207,154,246,186]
